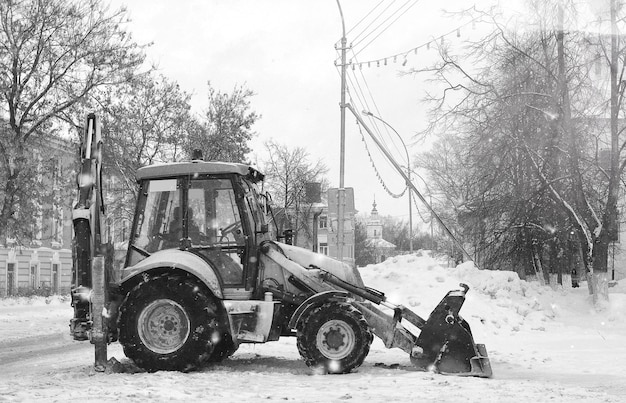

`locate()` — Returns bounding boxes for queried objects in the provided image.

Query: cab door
[187,176,252,298]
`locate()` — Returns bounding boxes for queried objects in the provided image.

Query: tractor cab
[123,160,271,295]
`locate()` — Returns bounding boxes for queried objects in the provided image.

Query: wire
[353,15,483,68]
[352,0,419,58]
[335,42,413,200]
[351,0,413,50]
[349,52,409,166]
[345,65,407,172]
[356,118,407,199]
[346,0,386,39]
[349,0,399,45]
[336,61,407,198]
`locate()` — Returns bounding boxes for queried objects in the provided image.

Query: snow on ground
[1,252,625,402]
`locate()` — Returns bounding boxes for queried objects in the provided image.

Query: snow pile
[358,251,603,335]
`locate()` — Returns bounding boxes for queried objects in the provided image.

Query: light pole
[362,111,413,253]
[336,0,347,263]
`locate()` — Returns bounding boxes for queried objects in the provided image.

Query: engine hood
[274,242,365,288]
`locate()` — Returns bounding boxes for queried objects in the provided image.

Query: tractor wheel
[296,301,373,374]
[118,275,219,372]
[206,331,237,363]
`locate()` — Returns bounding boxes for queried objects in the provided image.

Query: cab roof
[136,160,264,182]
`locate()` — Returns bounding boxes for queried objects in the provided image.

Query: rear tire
[207,332,237,363]
[118,275,219,371]
[296,302,372,374]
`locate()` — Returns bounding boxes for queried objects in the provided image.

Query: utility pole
[336,0,347,263]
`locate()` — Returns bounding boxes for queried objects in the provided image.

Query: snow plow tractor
[69,114,492,377]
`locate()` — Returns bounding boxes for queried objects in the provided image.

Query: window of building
[319,216,327,229]
[52,259,61,294]
[29,255,40,290]
[319,242,328,255]
[5,249,17,297]
[6,262,16,296]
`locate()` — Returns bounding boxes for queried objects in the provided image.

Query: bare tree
[262,140,328,246]
[186,82,259,163]
[415,1,622,307]
[0,0,145,242]
[96,73,194,226]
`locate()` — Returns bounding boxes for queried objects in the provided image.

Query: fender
[288,290,350,330]
[118,249,223,299]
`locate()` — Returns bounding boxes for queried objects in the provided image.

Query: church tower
[366,198,383,239]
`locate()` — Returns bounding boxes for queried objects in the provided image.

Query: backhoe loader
[70,114,491,377]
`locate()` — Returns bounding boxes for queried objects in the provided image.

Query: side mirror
[256,223,269,234]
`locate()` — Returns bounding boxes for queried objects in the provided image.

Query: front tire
[296,302,373,374]
[118,275,219,371]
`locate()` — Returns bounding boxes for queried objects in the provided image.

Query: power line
[345,0,386,39]
[349,0,399,45]
[336,60,408,198]
[352,0,419,57]
[356,118,407,199]
[348,53,409,166]
[340,57,411,191]
[350,15,483,68]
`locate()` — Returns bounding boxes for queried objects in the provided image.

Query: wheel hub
[316,319,356,360]
[138,299,191,354]
[324,327,346,350]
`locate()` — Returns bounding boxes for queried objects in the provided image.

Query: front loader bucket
[410,284,492,378]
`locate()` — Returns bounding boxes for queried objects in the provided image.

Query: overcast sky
[104,0,602,224]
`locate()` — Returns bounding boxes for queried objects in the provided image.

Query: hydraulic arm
[69,114,109,371]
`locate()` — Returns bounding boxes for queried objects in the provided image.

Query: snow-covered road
[1,254,624,402]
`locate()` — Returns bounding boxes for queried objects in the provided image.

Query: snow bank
[358,251,623,336]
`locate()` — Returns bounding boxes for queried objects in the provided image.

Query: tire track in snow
[0,332,90,367]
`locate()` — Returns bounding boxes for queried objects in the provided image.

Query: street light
[362,110,413,253]
[336,0,347,263]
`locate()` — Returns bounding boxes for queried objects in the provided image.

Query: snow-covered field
[1,252,625,402]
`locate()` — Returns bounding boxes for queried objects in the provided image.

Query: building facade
[0,137,75,297]
[292,187,357,267]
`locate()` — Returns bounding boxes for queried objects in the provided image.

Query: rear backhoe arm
[69,114,109,371]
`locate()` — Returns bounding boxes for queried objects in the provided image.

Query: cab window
[133,179,181,254]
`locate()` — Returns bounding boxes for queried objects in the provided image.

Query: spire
[371,196,378,216]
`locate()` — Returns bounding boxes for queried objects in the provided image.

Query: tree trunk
[0,169,20,243]
[586,0,621,309]
[592,234,612,308]
[589,270,610,308]
[556,2,609,307]
[532,245,546,286]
